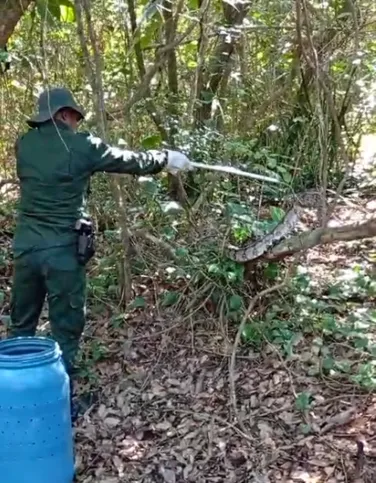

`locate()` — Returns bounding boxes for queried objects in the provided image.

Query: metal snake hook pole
[190,161,281,184]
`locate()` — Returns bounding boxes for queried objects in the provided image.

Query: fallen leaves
[1,198,376,482]
[71,310,376,483]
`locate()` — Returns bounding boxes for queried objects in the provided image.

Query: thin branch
[127,0,168,139]
[81,0,107,134]
[188,0,211,122]
[111,0,213,116]
[229,272,291,436]
[131,228,178,260]
[299,0,360,223]
[75,0,134,306]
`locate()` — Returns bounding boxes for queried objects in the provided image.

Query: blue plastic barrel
[0,337,74,483]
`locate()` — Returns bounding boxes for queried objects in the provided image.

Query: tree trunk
[127,0,168,140]
[162,0,179,121]
[162,0,189,206]
[194,0,250,127]
[75,0,134,307]
[0,0,33,48]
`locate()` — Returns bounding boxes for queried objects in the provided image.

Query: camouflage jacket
[13,120,167,256]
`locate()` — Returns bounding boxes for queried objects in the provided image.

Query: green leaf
[208,263,220,274]
[0,50,10,63]
[60,2,76,22]
[225,202,249,217]
[141,133,162,149]
[233,226,250,243]
[323,356,335,371]
[354,337,369,350]
[188,0,199,8]
[229,294,242,311]
[264,262,280,280]
[335,360,352,373]
[131,296,146,309]
[162,226,176,240]
[200,90,214,103]
[36,0,60,23]
[369,344,376,357]
[282,171,292,183]
[36,0,76,23]
[300,423,312,435]
[267,157,277,169]
[161,291,180,307]
[295,392,312,411]
[270,206,285,222]
[175,247,188,258]
[0,291,4,307]
[138,176,158,195]
[139,0,163,26]
[241,324,261,344]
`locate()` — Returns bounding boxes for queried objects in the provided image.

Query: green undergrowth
[86,245,376,391]
[241,264,376,390]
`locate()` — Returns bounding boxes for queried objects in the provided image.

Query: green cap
[27,87,85,127]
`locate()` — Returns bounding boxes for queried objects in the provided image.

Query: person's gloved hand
[166,150,193,174]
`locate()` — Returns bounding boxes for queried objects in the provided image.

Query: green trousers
[8,245,86,374]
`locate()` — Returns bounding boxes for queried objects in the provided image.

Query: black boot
[69,379,98,423]
[69,379,79,423]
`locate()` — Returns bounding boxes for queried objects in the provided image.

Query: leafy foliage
[1,1,376,479]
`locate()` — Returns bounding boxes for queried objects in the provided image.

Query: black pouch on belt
[74,218,95,265]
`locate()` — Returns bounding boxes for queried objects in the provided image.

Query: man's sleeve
[78,132,168,175]
[14,135,23,177]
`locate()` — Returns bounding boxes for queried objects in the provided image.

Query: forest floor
[0,138,376,482]
[2,202,375,483]
[71,208,376,483]
[75,135,374,483]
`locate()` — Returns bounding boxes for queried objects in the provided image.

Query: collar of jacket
[37,119,74,133]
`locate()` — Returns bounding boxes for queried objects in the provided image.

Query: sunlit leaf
[36,0,76,23]
[141,133,162,149]
[60,3,76,22]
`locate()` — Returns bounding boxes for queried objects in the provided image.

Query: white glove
[166,150,193,174]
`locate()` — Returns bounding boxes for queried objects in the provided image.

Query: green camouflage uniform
[8,88,167,374]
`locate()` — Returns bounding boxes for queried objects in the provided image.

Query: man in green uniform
[8,87,192,417]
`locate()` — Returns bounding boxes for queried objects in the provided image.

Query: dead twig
[229,271,291,437]
[320,407,358,435]
[353,439,366,482]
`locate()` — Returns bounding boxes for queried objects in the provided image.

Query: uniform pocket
[44,245,79,272]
